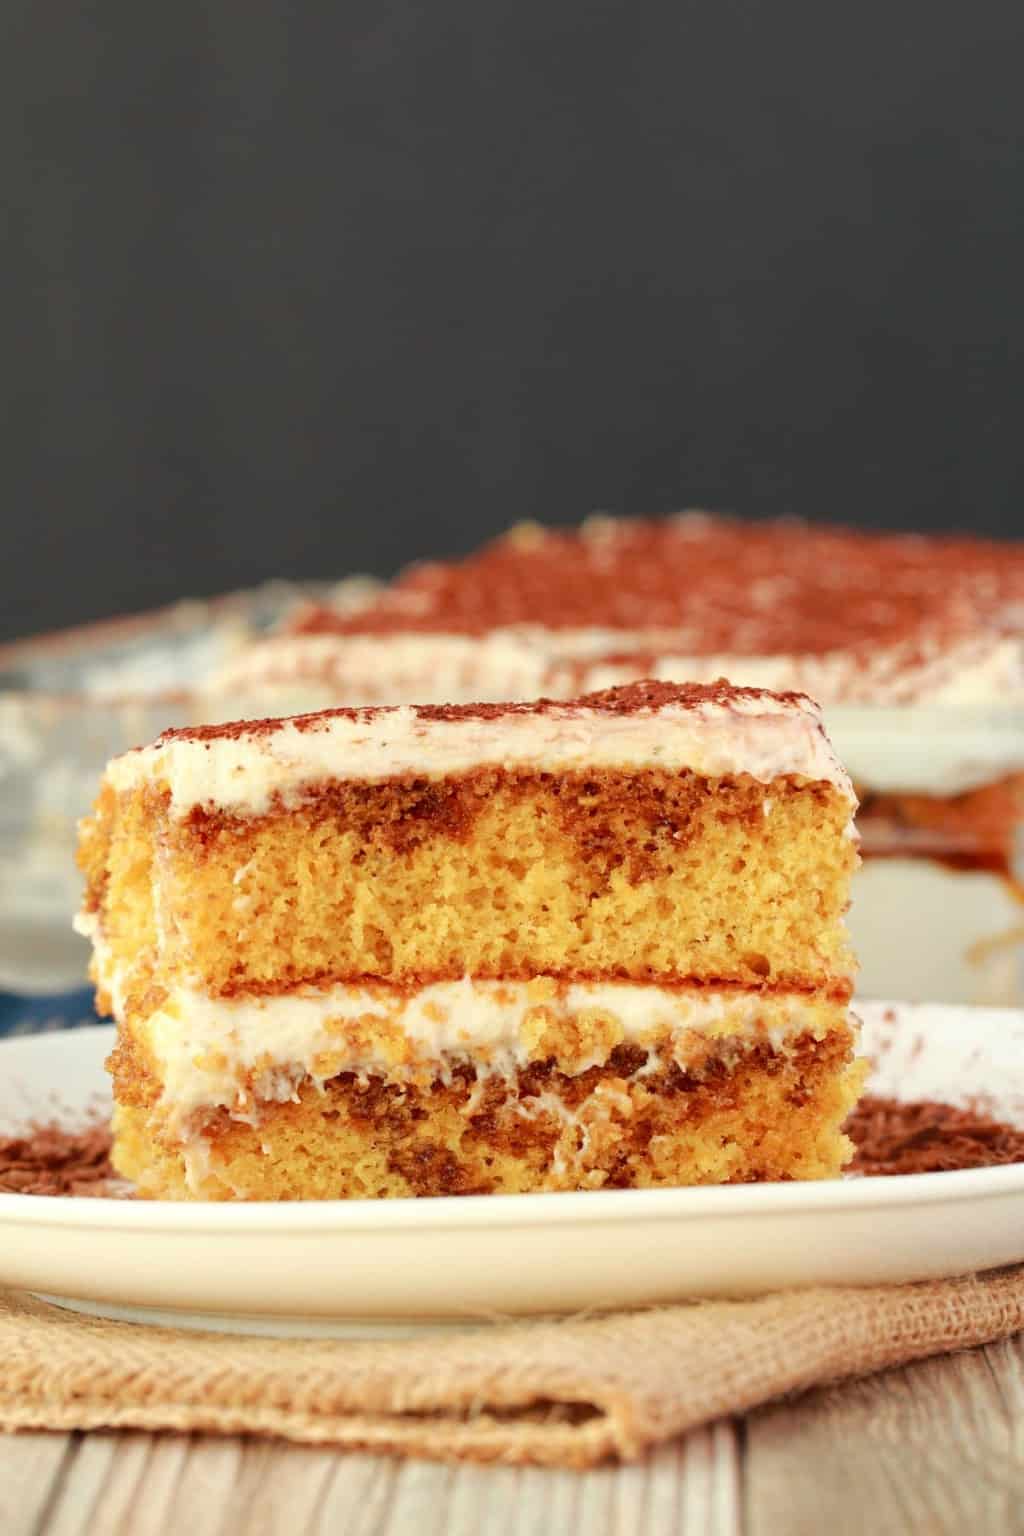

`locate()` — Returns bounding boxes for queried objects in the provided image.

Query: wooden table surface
[5,1333,1024,1535]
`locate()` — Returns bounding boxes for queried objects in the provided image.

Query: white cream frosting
[570,632,1024,711]
[134,976,841,1122]
[106,689,853,816]
[210,621,1024,713]
[208,631,553,707]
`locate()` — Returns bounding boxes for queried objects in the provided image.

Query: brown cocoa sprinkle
[158,676,808,748]
[0,1119,118,1197]
[286,516,1024,660]
[847,1095,1024,1177]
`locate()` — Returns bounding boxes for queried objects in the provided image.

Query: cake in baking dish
[214,513,1024,711]
[76,680,863,1200]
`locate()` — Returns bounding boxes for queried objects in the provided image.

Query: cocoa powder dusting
[847,1095,1024,1177]
[0,1119,118,1196]
[160,677,806,748]
[288,516,1024,665]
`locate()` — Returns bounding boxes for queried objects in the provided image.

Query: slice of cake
[76,680,863,1200]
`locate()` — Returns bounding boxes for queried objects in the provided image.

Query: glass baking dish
[826,706,1024,1006]
[0,585,327,995]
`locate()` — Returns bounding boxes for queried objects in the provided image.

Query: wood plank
[554,1461,615,1536]
[745,1347,1024,1536]
[681,1423,742,1535]
[601,1456,650,1536]
[46,1434,123,1536]
[108,1436,193,1536]
[375,1460,457,1536]
[984,1329,1024,1426]
[642,1441,685,1534]
[313,1452,405,1535]
[46,1432,338,1536]
[0,1432,76,1536]
[513,1465,582,1536]
[44,1433,198,1536]
[49,1432,193,1536]
[436,1429,741,1536]
[158,1436,246,1535]
[219,1440,340,1535]
[445,1464,522,1536]
[30,1433,744,1536]
[42,1433,238,1536]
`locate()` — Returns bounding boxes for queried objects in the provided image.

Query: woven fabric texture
[3,1267,1023,1467]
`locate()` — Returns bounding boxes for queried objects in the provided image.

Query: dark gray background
[4,1,1023,643]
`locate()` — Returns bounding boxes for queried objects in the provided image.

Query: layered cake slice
[76,681,863,1200]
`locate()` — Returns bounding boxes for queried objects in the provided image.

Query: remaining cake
[212,514,1024,709]
[76,680,863,1200]
[206,515,1024,1005]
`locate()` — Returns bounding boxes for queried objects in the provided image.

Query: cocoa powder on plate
[0,1120,117,1196]
[846,1095,1024,1177]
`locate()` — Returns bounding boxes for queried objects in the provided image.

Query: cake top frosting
[107,678,855,815]
[162,678,817,745]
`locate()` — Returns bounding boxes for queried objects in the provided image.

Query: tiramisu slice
[77,681,863,1200]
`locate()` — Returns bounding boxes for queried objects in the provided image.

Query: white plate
[2,1002,1024,1335]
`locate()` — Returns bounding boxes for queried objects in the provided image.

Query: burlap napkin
[3,1267,1023,1467]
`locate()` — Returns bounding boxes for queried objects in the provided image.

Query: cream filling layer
[130,976,849,1126]
[106,690,853,816]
